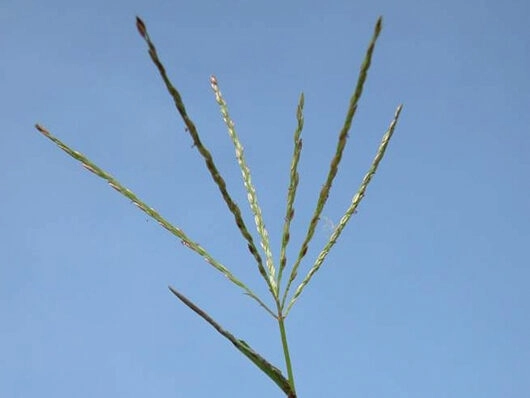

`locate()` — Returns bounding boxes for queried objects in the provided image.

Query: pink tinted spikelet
[136,16,147,39]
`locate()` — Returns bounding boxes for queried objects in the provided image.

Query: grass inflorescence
[36,15,402,397]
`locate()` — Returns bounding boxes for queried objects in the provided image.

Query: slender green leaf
[168,286,296,397]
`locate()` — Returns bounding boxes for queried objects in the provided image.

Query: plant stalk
[277,308,296,396]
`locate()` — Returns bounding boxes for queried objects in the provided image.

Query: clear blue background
[2,0,529,397]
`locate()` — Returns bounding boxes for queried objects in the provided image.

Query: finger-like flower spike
[210,75,218,86]
[136,16,147,39]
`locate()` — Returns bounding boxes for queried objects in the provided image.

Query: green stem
[277,309,296,395]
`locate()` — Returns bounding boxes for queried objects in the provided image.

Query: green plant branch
[168,286,296,397]
[285,104,403,315]
[210,76,278,298]
[277,309,296,394]
[278,93,304,289]
[135,17,270,287]
[281,16,384,311]
[34,123,276,317]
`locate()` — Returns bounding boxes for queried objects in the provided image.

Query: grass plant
[36,15,402,397]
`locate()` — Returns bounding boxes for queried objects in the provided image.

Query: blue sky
[2,0,529,397]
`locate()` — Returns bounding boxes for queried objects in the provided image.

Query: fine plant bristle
[36,14,401,398]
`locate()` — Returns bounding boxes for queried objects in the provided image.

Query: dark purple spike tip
[136,16,147,39]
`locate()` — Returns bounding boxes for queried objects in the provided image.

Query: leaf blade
[168,286,295,397]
